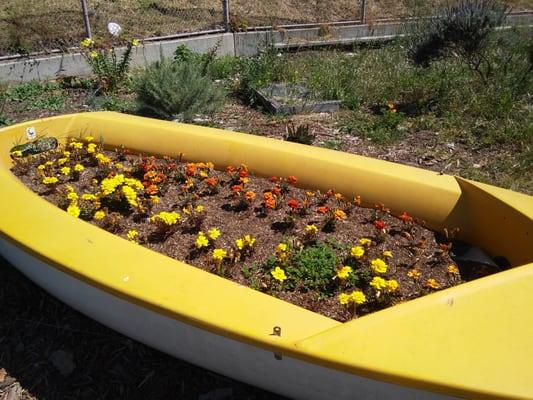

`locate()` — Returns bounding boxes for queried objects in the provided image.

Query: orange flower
[317,206,329,214]
[245,191,256,202]
[231,185,243,193]
[205,177,218,186]
[287,175,298,184]
[399,211,413,223]
[354,195,362,206]
[265,197,276,209]
[225,165,236,174]
[185,163,197,176]
[287,199,300,209]
[333,209,347,220]
[146,184,159,195]
[271,186,282,196]
[263,191,274,200]
[426,278,440,289]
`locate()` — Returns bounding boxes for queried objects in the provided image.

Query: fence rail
[0,0,531,57]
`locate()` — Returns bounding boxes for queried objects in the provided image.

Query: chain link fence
[1,0,531,57]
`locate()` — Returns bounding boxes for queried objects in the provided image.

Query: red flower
[287,175,298,184]
[287,199,300,209]
[374,220,386,230]
[231,185,243,192]
[270,176,279,183]
[399,211,413,223]
[225,165,236,174]
[326,189,335,197]
[185,163,197,176]
[317,206,329,214]
[238,169,248,178]
[271,186,282,196]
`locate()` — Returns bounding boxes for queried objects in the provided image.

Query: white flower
[107,22,122,37]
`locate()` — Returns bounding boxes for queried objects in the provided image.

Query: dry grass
[1,0,530,55]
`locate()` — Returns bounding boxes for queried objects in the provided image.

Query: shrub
[135,59,226,122]
[288,243,337,293]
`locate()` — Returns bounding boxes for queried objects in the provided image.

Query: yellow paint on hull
[0,112,532,399]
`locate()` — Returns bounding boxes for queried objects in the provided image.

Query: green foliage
[135,59,226,122]
[5,81,66,111]
[283,122,315,145]
[88,95,135,113]
[288,243,337,294]
[341,109,407,143]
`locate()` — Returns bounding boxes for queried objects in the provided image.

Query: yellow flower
[212,248,227,261]
[100,174,125,195]
[80,38,93,48]
[57,157,67,165]
[82,193,97,201]
[127,230,138,241]
[350,290,366,305]
[85,135,94,142]
[370,258,388,275]
[384,279,399,293]
[67,203,80,218]
[60,166,71,176]
[37,164,46,170]
[338,293,351,305]
[336,266,352,280]
[67,192,78,201]
[150,195,160,204]
[93,210,105,220]
[63,151,71,157]
[277,243,288,253]
[208,228,221,240]
[244,234,256,246]
[122,185,138,207]
[42,176,58,185]
[69,141,83,149]
[426,278,440,289]
[407,268,421,279]
[271,266,287,282]
[12,150,23,157]
[370,276,387,291]
[382,250,393,258]
[447,265,460,275]
[87,143,97,153]
[124,178,144,190]
[45,161,54,166]
[235,238,245,250]
[359,238,372,246]
[195,232,209,249]
[74,163,85,172]
[151,211,181,226]
[95,153,110,164]
[132,38,140,46]
[89,50,98,59]
[305,224,318,234]
[195,205,205,213]
[350,245,365,259]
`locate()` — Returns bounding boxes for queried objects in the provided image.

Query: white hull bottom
[0,238,454,400]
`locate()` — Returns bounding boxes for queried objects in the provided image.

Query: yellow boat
[1,112,532,400]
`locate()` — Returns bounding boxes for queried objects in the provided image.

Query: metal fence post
[360,0,367,23]
[222,0,231,32]
[80,0,92,38]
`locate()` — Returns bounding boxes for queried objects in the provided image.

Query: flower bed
[10,136,480,322]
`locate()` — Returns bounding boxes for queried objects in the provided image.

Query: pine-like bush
[135,59,226,122]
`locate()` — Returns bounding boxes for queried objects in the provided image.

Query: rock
[49,350,76,376]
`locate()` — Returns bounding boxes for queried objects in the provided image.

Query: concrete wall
[1,13,532,82]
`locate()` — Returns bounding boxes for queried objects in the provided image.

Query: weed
[5,81,66,111]
[283,122,315,145]
[288,243,338,294]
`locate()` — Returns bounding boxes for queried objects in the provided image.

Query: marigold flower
[195,232,209,249]
[151,211,181,226]
[95,153,110,164]
[60,167,71,176]
[80,38,93,47]
[270,176,279,183]
[122,185,138,207]
[277,243,288,253]
[407,268,421,279]
[69,141,83,149]
[333,209,347,220]
[74,163,85,172]
[89,50,98,59]
[205,177,218,186]
[338,293,351,305]
[11,150,22,157]
[93,210,105,220]
[58,157,68,165]
[84,135,94,142]
[208,228,221,240]
[370,258,388,275]
[350,246,365,259]
[336,266,352,279]
[287,199,300,209]
[350,290,366,305]
[63,151,71,157]
[447,265,460,275]
[287,175,298,184]
[384,279,399,293]
[67,192,78,201]
[212,248,227,261]
[231,185,243,193]
[146,184,159,195]
[399,211,413,223]
[370,276,387,291]
[305,224,318,234]
[244,234,256,246]
[426,278,440,289]
[245,191,256,202]
[45,161,54,166]
[150,195,160,204]
[186,163,197,176]
[125,178,144,190]
[67,203,80,218]
[194,205,204,213]
[225,165,236,174]
[316,206,329,214]
[374,219,386,230]
[271,266,287,282]
[127,230,138,241]
[359,238,372,246]
[87,143,97,153]
[82,193,97,201]
[235,238,245,250]
[264,197,276,209]
[382,250,393,258]
[37,164,46,170]
[42,176,58,185]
